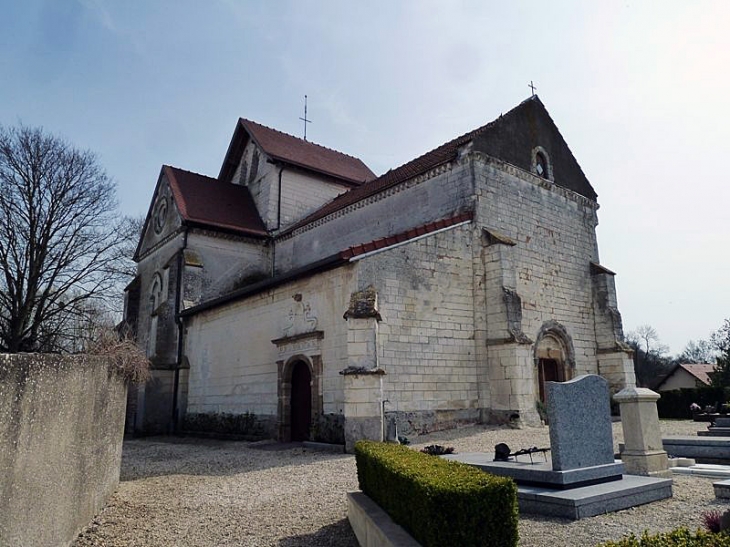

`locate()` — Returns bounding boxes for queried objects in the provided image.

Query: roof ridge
[240,118,366,163]
[281,98,537,235]
[165,164,217,180]
[371,96,532,180]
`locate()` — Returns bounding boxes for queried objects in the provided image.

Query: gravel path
[74,421,729,547]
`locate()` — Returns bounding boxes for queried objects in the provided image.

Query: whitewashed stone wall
[275,159,474,272]
[183,230,269,307]
[183,264,357,431]
[657,371,697,391]
[232,139,353,231]
[279,170,351,229]
[232,140,275,229]
[473,154,609,421]
[354,224,480,434]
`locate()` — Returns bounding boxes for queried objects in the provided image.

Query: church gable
[135,167,183,261]
[471,96,597,201]
[284,96,597,236]
[135,165,267,261]
[217,118,376,230]
[219,118,375,186]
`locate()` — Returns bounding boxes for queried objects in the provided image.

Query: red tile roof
[282,104,524,235]
[165,166,267,237]
[678,363,716,386]
[340,211,473,260]
[283,96,593,235]
[239,119,376,186]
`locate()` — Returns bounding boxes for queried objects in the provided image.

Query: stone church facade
[124,96,636,447]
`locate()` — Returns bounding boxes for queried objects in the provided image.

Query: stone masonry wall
[183,264,357,429]
[232,139,353,232]
[278,169,351,230]
[355,224,480,434]
[474,155,603,389]
[275,158,474,273]
[184,231,270,306]
[0,354,127,547]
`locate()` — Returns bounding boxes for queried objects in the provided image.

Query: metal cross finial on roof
[299,95,312,141]
[529,81,537,97]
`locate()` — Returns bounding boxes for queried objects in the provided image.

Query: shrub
[597,528,730,546]
[656,387,729,419]
[87,328,150,383]
[354,440,518,547]
[703,510,724,534]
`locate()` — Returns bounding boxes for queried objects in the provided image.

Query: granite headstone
[547,374,614,471]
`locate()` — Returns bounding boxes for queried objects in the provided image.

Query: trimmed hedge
[597,528,730,546]
[656,387,729,419]
[354,440,518,547]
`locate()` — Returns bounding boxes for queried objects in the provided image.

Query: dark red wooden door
[290,361,312,441]
[538,358,561,403]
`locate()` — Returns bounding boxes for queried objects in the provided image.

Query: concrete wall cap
[613,386,660,402]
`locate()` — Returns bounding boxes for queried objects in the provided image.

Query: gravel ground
[74,420,729,547]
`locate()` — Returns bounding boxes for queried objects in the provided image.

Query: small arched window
[531,146,553,182]
[535,153,547,178]
[150,272,163,314]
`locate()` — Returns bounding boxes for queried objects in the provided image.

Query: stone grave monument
[699,416,730,437]
[446,374,673,519]
[613,386,671,477]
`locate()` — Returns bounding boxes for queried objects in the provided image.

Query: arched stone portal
[534,321,575,403]
[275,353,322,442]
[290,360,312,441]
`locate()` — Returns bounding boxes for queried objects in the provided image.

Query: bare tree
[0,124,128,352]
[679,339,717,364]
[626,325,671,388]
[631,324,669,357]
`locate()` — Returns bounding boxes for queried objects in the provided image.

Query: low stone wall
[0,354,128,547]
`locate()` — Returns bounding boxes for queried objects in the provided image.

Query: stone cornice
[136,227,185,262]
[271,330,324,347]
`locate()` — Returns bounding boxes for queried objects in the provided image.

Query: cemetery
[63,376,729,546]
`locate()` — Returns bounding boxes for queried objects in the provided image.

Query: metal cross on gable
[299,95,312,141]
[528,81,537,96]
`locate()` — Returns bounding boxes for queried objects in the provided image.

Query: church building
[124,96,636,448]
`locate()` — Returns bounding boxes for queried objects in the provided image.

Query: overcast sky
[2,1,728,355]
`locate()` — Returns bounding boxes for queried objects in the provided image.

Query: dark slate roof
[284,96,596,234]
[165,166,267,237]
[219,119,376,186]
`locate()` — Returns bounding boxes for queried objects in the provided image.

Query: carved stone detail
[282,294,319,337]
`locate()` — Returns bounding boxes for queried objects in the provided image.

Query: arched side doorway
[276,354,322,442]
[534,321,575,403]
[290,360,312,441]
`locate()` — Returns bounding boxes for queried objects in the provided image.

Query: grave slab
[516,475,673,520]
[445,453,624,489]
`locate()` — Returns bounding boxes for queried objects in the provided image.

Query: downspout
[172,228,188,432]
[271,165,284,276]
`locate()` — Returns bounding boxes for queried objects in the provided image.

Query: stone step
[670,464,730,478]
[714,479,730,499]
[662,436,730,464]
